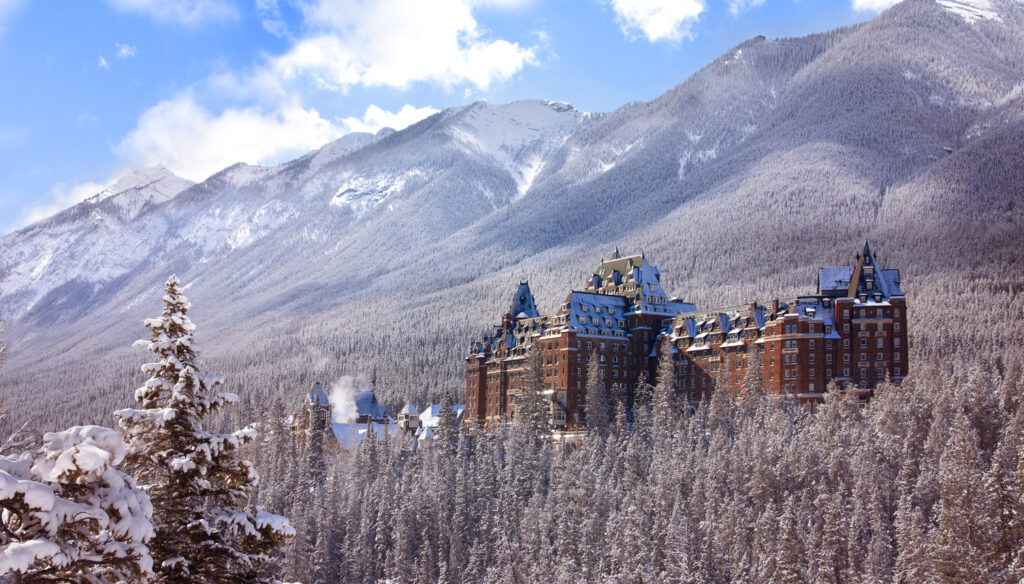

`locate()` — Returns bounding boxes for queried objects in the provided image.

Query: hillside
[1,0,1023,429]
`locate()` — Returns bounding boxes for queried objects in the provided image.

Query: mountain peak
[87,165,192,206]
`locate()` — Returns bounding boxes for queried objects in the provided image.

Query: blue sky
[0,0,897,234]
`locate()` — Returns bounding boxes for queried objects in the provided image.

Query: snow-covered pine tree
[114,275,293,583]
[584,350,610,435]
[513,350,550,438]
[652,341,678,434]
[0,425,153,583]
[436,390,459,451]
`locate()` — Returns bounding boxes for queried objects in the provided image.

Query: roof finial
[612,246,620,259]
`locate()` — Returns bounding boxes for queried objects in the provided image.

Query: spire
[510,281,539,319]
[308,381,329,407]
[612,246,620,259]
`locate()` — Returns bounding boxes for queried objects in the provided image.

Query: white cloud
[115,43,137,57]
[609,0,705,43]
[105,0,239,26]
[339,104,439,134]
[256,0,289,37]
[729,0,766,15]
[851,0,901,11]
[271,0,538,91]
[19,177,116,228]
[114,93,345,181]
[97,56,109,69]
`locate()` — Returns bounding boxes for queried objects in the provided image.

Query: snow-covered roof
[330,422,399,448]
[510,281,539,319]
[818,267,853,294]
[307,382,329,407]
[418,403,466,428]
[354,390,387,419]
[399,401,421,416]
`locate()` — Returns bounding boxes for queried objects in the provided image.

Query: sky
[0,0,900,234]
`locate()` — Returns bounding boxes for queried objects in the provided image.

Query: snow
[255,510,296,537]
[936,0,1005,21]
[448,100,584,199]
[0,540,63,574]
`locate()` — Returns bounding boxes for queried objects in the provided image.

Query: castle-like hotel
[466,243,908,428]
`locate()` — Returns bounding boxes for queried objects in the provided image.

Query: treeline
[251,339,1024,583]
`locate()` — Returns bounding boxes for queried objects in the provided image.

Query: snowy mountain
[1,0,1023,426]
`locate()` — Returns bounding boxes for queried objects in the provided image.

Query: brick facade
[466,243,908,428]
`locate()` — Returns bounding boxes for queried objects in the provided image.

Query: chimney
[772,298,779,318]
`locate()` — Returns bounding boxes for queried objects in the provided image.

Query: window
[826,369,832,378]
[895,352,901,362]
[612,344,618,352]
[844,309,850,318]
[844,324,850,333]
[809,369,815,378]
[876,353,883,362]
[587,342,593,350]
[809,354,815,363]
[770,357,775,365]
[844,368,850,377]
[844,339,850,348]
[894,367,901,376]
[809,340,815,349]
[894,338,901,347]
[894,323,900,332]
[860,368,867,379]
[860,339,867,348]
[894,309,900,317]
[769,372,774,380]
[877,338,883,348]
[826,354,832,364]
[809,383,815,392]
[860,354,867,362]
[825,326,832,335]
[843,354,850,363]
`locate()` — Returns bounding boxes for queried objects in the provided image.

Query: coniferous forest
[2,0,1024,581]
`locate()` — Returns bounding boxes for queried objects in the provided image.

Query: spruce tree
[114,275,293,583]
[514,350,550,438]
[652,341,678,433]
[584,350,610,435]
[0,426,154,583]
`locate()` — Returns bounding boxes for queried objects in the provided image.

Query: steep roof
[354,390,387,419]
[510,281,539,319]
[817,242,904,300]
[307,382,330,407]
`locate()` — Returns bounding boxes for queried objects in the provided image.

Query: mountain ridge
[1,0,1023,426]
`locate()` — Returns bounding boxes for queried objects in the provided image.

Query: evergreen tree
[436,390,460,451]
[584,350,610,435]
[0,426,154,583]
[652,341,678,434]
[114,275,293,583]
[513,351,550,438]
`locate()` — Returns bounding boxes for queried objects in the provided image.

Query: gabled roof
[510,281,539,319]
[354,390,387,419]
[818,242,904,300]
[307,382,330,407]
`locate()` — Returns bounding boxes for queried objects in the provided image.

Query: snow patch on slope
[329,170,425,217]
[936,0,1010,22]
[448,100,584,199]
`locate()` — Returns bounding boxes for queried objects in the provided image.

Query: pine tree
[584,350,610,435]
[652,341,678,434]
[514,350,550,439]
[436,390,460,451]
[114,275,293,583]
[0,426,154,583]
